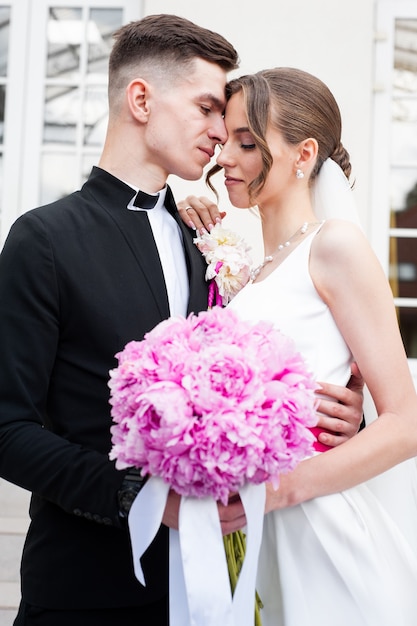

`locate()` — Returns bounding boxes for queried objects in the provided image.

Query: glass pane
[390,168,417,212]
[389,233,417,358]
[0,7,10,77]
[41,153,78,205]
[43,85,78,144]
[83,87,108,146]
[47,7,83,80]
[397,306,417,358]
[392,19,417,167]
[389,235,417,294]
[394,19,417,90]
[0,84,5,143]
[0,152,3,217]
[391,99,417,162]
[88,8,123,80]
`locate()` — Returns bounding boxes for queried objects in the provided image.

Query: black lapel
[83,168,170,319]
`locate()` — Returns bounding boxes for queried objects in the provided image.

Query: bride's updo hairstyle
[207,67,352,202]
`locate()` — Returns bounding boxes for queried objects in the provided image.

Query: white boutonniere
[194,223,252,306]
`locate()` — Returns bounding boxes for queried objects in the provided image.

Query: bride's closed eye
[239,132,256,150]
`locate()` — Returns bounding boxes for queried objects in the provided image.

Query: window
[0,0,141,243]
[372,2,417,365]
[41,6,124,205]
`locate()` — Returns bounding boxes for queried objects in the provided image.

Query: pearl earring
[295,168,304,179]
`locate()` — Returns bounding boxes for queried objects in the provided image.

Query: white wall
[143,0,375,261]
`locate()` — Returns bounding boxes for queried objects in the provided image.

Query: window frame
[372,0,417,373]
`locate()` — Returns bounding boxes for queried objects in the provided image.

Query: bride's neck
[260,210,316,256]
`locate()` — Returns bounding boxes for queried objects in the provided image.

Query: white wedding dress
[228,224,417,626]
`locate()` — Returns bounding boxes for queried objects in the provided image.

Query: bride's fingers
[177,196,225,233]
[177,195,200,230]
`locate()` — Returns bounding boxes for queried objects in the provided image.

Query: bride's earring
[295,168,304,179]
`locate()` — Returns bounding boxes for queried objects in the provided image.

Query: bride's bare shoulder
[312,219,366,263]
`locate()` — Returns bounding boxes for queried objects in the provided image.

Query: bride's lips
[224,176,242,187]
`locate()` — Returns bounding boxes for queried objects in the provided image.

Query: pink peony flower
[109,307,318,505]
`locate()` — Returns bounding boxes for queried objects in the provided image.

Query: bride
[179,67,417,625]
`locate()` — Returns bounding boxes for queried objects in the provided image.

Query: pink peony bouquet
[193,223,252,307]
[108,306,318,504]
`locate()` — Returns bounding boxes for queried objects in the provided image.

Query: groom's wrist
[118,468,148,518]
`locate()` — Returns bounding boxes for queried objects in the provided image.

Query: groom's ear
[126,78,152,123]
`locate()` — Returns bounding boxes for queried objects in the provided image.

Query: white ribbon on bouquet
[128,476,266,626]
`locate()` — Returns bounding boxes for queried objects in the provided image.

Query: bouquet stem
[223,531,263,626]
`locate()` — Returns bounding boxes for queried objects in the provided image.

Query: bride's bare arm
[267,220,417,510]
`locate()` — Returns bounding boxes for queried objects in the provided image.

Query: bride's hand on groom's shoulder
[177,195,226,234]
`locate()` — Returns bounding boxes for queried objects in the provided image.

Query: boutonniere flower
[193,223,252,307]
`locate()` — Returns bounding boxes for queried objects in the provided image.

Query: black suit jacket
[0,167,209,609]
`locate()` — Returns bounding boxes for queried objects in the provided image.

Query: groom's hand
[162,490,247,535]
[217,493,247,535]
[315,362,364,447]
[162,489,181,529]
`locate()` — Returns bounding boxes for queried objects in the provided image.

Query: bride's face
[216,92,297,209]
[216,92,262,208]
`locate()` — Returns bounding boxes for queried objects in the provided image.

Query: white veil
[314,160,417,554]
[311,157,362,227]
